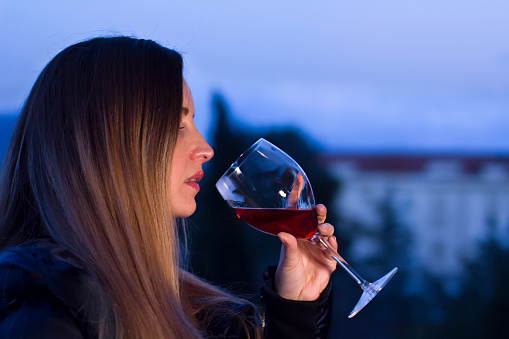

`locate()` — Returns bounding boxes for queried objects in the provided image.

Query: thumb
[278,232,299,266]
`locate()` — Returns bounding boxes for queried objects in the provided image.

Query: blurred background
[1,1,509,337]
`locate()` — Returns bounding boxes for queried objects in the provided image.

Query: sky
[1,0,508,153]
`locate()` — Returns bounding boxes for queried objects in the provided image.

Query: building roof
[319,153,509,174]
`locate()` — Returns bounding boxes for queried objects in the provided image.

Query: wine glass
[216,138,398,318]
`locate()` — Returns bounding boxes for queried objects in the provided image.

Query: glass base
[348,267,398,318]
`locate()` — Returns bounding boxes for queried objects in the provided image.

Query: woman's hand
[274,204,337,301]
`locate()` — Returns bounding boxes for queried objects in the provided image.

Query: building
[321,153,509,285]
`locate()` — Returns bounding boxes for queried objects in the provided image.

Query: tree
[188,93,258,295]
[328,191,418,337]
[443,214,509,338]
[188,93,342,304]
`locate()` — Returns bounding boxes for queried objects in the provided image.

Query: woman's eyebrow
[182,107,190,115]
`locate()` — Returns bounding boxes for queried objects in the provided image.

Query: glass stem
[310,234,367,288]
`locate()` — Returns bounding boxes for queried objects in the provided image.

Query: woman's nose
[193,135,214,162]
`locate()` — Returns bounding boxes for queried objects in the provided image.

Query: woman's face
[169,81,214,218]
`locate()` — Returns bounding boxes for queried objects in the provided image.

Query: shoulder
[0,292,84,339]
[0,240,92,338]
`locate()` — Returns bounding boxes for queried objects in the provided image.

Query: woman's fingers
[317,223,338,258]
[317,223,335,237]
[316,204,327,224]
[287,173,304,208]
[315,205,338,252]
[328,234,338,251]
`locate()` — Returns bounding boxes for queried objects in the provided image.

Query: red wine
[233,207,318,239]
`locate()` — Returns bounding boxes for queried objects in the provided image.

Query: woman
[0,36,337,338]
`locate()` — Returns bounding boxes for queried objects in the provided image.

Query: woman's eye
[179,125,185,130]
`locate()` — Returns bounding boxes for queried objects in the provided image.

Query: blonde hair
[0,37,260,338]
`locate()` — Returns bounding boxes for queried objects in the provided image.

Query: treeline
[188,93,509,338]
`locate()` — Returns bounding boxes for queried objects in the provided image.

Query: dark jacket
[0,239,332,338]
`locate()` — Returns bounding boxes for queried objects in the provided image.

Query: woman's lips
[185,171,204,191]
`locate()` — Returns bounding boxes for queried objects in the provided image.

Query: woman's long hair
[0,37,259,338]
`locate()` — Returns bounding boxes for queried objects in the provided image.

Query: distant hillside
[0,115,18,163]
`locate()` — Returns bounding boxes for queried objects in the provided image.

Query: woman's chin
[172,203,197,218]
